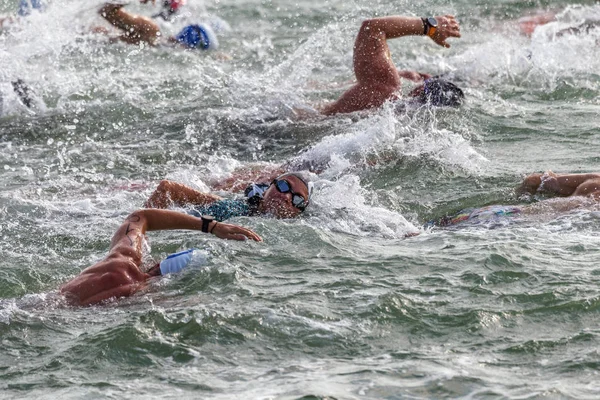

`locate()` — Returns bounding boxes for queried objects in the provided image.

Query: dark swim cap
[419,79,464,107]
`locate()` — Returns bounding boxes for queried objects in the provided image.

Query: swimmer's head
[174,23,218,50]
[258,172,313,219]
[410,78,464,107]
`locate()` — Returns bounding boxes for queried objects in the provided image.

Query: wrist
[201,215,215,233]
[421,16,438,37]
[209,221,218,234]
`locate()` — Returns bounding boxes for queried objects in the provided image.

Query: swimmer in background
[150,0,186,22]
[60,209,261,306]
[0,79,45,116]
[430,171,600,227]
[0,0,46,29]
[145,172,313,221]
[517,8,600,37]
[96,1,218,50]
[321,14,464,115]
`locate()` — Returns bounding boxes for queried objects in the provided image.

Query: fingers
[227,232,261,241]
[435,14,461,39]
[213,223,263,242]
[243,229,263,242]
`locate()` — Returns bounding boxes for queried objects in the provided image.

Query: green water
[1,0,600,398]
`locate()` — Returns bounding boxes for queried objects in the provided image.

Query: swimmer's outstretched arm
[518,172,600,196]
[145,180,221,208]
[109,210,261,257]
[61,209,260,305]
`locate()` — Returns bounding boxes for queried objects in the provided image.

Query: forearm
[138,209,208,232]
[361,16,424,39]
[138,209,262,242]
[110,208,261,250]
[109,209,211,253]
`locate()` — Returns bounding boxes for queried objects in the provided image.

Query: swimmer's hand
[431,15,461,48]
[211,221,262,242]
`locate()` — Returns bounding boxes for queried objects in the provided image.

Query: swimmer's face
[258,174,310,219]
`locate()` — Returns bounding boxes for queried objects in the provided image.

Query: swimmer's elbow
[359,18,390,35]
[359,19,378,35]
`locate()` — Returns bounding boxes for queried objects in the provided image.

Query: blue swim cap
[18,0,44,16]
[174,24,219,50]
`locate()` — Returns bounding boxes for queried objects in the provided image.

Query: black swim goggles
[271,179,308,211]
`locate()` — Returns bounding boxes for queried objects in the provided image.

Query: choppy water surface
[1,0,600,398]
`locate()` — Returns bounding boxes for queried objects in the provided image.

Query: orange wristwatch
[422,17,438,37]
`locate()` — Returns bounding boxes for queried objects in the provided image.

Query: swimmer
[97,1,218,49]
[150,0,186,22]
[0,0,46,29]
[59,209,261,306]
[321,15,463,115]
[517,8,600,37]
[430,171,600,227]
[145,172,313,221]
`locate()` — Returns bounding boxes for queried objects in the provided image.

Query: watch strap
[422,17,437,37]
[201,216,214,233]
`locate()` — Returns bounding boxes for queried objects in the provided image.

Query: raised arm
[145,180,222,208]
[321,15,460,115]
[353,15,460,85]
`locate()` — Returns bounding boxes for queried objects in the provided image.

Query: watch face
[427,17,438,28]
[202,215,215,222]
